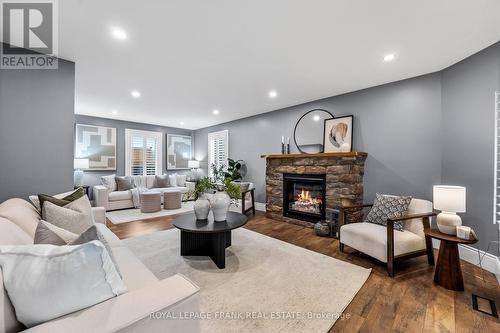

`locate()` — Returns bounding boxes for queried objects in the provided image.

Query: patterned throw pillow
[365,194,412,231]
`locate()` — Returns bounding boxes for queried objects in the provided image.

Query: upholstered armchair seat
[340,222,426,263]
[339,198,435,276]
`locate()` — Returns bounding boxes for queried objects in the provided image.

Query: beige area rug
[123,228,371,332]
[106,201,195,224]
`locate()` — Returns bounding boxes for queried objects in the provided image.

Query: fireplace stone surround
[262,152,367,227]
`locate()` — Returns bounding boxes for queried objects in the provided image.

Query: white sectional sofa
[0,198,200,333]
[94,175,195,211]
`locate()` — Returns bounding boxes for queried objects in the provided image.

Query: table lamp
[188,160,200,180]
[433,185,466,235]
[74,158,89,187]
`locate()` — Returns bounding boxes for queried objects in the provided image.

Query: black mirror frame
[293,109,334,154]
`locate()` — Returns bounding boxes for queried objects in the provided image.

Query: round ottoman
[164,190,182,210]
[140,191,161,213]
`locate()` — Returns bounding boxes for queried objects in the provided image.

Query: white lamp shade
[433,185,466,213]
[188,160,200,168]
[74,158,89,170]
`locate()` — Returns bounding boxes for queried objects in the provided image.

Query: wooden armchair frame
[339,204,436,277]
[241,188,256,216]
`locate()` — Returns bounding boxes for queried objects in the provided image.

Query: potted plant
[224,158,243,181]
[189,177,241,221]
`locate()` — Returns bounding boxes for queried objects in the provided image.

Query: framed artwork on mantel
[323,116,353,153]
[167,134,192,169]
[74,124,117,170]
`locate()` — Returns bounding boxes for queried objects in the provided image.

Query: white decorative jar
[210,189,231,221]
[193,198,210,220]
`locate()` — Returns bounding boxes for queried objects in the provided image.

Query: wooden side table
[424,228,478,291]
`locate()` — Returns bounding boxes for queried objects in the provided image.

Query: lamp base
[436,211,462,235]
[74,170,84,187]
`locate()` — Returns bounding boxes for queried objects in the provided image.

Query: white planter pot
[193,198,210,220]
[210,190,231,221]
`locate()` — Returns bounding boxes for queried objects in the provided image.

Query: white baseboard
[255,202,266,212]
[432,239,500,283]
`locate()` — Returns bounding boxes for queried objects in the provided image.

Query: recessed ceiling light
[313,115,320,121]
[111,27,127,40]
[180,121,185,125]
[212,109,220,115]
[268,90,278,98]
[383,53,395,62]
[131,90,141,98]
[111,109,118,115]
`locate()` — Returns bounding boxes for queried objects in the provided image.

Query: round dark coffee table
[173,211,248,269]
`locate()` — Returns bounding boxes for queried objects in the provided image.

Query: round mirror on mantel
[293,109,333,154]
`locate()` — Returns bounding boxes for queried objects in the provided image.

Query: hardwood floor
[108,212,500,332]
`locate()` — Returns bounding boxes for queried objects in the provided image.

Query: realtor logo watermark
[1,0,58,69]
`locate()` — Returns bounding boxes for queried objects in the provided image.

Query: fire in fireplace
[283,173,326,223]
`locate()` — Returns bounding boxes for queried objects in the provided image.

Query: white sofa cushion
[0,198,41,238]
[176,174,187,187]
[340,222,425,263]
[0,241,127,328]
[95,223,122,248]
[111,246,158,291]
[168,174,177,187]
[108,190,133,201]
[0,217,32,246]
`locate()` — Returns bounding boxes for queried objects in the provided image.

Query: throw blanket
[130,188,141,208]
[129,176,148,208]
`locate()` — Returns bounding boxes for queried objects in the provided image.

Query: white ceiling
[56,0,500,130]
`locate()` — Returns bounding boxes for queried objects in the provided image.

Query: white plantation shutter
[208,130,229,178]
[495,92,500,225]
[125,129,163,176]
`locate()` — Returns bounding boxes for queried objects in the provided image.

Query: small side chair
[339,198,436,277]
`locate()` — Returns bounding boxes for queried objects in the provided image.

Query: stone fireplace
[262,152,367,227]
[283,173,326,222]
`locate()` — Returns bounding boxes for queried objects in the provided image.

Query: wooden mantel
[260,152,368,159]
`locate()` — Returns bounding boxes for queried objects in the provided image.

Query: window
[495,92,500,225]
[125,129,163,176]
[208,130,229,178]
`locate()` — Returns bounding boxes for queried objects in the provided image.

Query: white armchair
[339,198,435,277]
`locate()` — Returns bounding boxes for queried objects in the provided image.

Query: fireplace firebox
[283,173,326,223]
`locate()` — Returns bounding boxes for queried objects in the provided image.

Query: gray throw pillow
[365,193,412,231]
[153,175,169,188]
[34,220,78,245]
[115,176,133,191]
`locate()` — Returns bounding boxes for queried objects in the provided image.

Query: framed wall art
[74,124,117,170]
[323,116,353,153]
[167,134,192,169]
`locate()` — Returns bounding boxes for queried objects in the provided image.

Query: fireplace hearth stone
[262,152,367,228]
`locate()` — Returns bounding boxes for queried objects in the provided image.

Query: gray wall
[441,42,500,250]
[74,115,194,189]
[194,73,443,205]
[0,58,75,202]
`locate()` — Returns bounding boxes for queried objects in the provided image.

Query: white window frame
[494,91,499,225]
[208,129,229,179]
[125,129,163,176]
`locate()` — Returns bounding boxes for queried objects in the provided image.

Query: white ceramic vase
[210,190,231,221]
[193,198,210,220]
